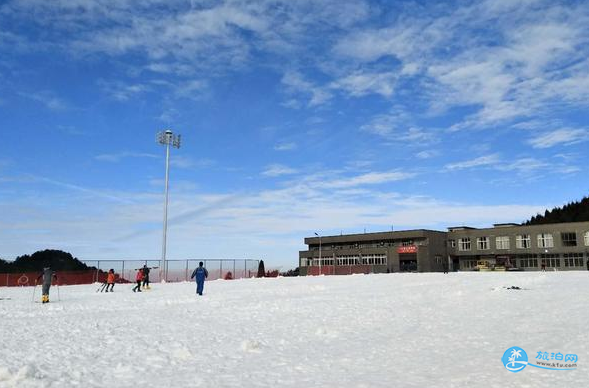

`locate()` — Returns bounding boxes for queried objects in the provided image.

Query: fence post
[121,261,125,283]
[233,260,236,279]
[185,260,189,282]
[220,260,223,280]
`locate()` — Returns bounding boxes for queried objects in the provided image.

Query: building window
[360,254,387,266]
[545,258,560,267]
[516,235,531,249]
[462,259,478,269]
[517,254,538,268]
[537,233,554,248]
[496,236,510,250]
[561,232,577,247]
[584,231,589,246]
[458,238,471,251]
[477,237,489,250]
[540,253,559,267]
[564,253,583,267]
[401,240,414,246]
[519,259,538,268]
[448,239,456,248]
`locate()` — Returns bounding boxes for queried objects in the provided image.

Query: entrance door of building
[399,253,418,272]
[452,257,459,272]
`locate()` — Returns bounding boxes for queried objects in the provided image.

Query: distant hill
[524,196,589,225]
[0,249,92,273]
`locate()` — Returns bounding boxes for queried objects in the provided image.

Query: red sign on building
[397,245,417,254]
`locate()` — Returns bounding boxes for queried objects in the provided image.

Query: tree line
[523,196,589,225]
[0,249,91,273]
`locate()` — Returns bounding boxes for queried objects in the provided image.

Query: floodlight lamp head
[156,131,168,145]
[172,134,181,149]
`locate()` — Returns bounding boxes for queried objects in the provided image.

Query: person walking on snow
[132,268,143,292]
[442,258,449,274]
[190,262,209,296]
[36,267,57,303]
[105,269,115,292]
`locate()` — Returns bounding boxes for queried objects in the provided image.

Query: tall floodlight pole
[157,129,181,282]
[315,232,322,276]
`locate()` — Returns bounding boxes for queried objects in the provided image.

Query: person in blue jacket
[190,262,209,296]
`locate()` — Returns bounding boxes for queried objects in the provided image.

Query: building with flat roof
[299,221,589,274]
[299,229,448,275]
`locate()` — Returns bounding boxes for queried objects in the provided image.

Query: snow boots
[41,294,49,304]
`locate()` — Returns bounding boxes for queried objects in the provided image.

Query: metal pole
[185,259,189,282]
[122,261,125,283]
[319,236,322,275]
[161,140,171,282]
[220,260,223,280]
[233,260,236,279]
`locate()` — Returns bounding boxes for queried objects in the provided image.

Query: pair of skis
[96,283,112,293]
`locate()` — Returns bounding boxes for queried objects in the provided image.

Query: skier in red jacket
[132,268,143,292]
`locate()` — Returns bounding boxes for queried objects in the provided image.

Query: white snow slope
[0,272,587,387]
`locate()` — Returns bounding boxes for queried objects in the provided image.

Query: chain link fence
[81,259,261,283]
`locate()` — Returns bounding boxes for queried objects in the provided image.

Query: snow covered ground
[0,272,587,387]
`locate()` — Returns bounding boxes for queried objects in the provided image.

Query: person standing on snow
[132,268,143,292]
[142,264,151,290]
[190,262,209,296]
[36,267,58,304]
[105,269,115,292]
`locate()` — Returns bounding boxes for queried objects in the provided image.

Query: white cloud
[335,1,589,130]
[445,154,502,171]
[274,142,297,151]
[322,171,415,189]
[262,164,298,177]
[19,91,68,110]
[98,80,150,102]
[95,152,158,163]
[170,157,215,169]
[330,71,397,97]
[444,154,578,176]
[528,128,589,149]
[281,71,332,107]
[360,111,407,138]
[416,151,438,159]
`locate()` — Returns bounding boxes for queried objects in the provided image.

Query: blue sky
[1,0,589,268]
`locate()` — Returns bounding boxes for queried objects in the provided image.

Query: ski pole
[31,284,37,303]
[96,282,106,292]
[57,284,61,302]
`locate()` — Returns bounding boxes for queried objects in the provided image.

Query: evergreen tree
[2,250,90,273]
[523,196,589,225]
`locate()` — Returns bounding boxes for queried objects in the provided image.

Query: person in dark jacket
[142,265,151,290]
[442,259,449,274]
[190,262,209,296]
[36,267,58,303]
